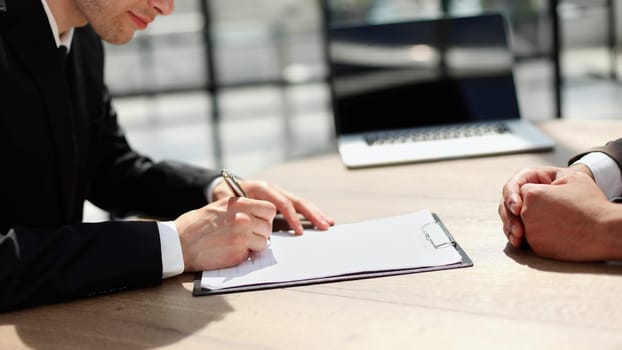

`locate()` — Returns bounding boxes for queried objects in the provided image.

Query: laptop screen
[326,13,521,135]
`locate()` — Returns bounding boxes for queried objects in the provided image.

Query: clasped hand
[499,165,622,261]
[175,180,334,271]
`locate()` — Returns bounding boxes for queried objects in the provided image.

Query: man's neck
[45,0,87,35]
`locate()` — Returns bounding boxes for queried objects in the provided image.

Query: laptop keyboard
[364,123,511,146]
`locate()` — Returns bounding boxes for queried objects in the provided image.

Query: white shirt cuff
[573,152,622,199]
[157,221,185,279]
[205,176,224,203]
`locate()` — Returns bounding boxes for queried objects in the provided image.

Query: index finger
[264,186,334,235]
[229,197,277,223]
[287,196,334,232]
[502,167,557,216]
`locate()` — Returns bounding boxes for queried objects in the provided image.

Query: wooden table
[2,119,622,349]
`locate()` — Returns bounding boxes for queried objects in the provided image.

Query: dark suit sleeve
[0,221,162,312]
[86,92,221,219]
[568,138,622,172]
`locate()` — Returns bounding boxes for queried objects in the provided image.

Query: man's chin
[98,30,135,45]
[104,35,134,45]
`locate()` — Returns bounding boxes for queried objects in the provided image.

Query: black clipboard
[193,213,473,296]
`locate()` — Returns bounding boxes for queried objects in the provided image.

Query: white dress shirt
[573,152,622,200]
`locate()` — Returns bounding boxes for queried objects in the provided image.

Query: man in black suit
[499,140,622,261]
[0,0,334,312]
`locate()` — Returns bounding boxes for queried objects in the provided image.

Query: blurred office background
[86,0,622,219]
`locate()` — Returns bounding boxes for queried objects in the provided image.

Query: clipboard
[193,212,473,296]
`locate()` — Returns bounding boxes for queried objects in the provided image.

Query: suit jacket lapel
[3,0,78,221]
[66,36,89,196]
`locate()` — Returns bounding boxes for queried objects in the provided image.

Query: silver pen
[220,169,247,198]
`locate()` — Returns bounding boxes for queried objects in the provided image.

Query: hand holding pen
[218,169,334,235]
[173,169,335,272]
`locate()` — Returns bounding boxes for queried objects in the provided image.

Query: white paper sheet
[201,210,463,290]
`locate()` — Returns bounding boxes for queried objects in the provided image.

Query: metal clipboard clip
[422,219,456,249]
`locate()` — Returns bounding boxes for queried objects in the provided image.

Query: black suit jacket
[0,0,219,311]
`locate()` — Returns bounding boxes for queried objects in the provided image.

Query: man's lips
[128,12,151,29]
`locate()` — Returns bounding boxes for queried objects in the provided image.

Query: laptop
[324,13,555,168]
